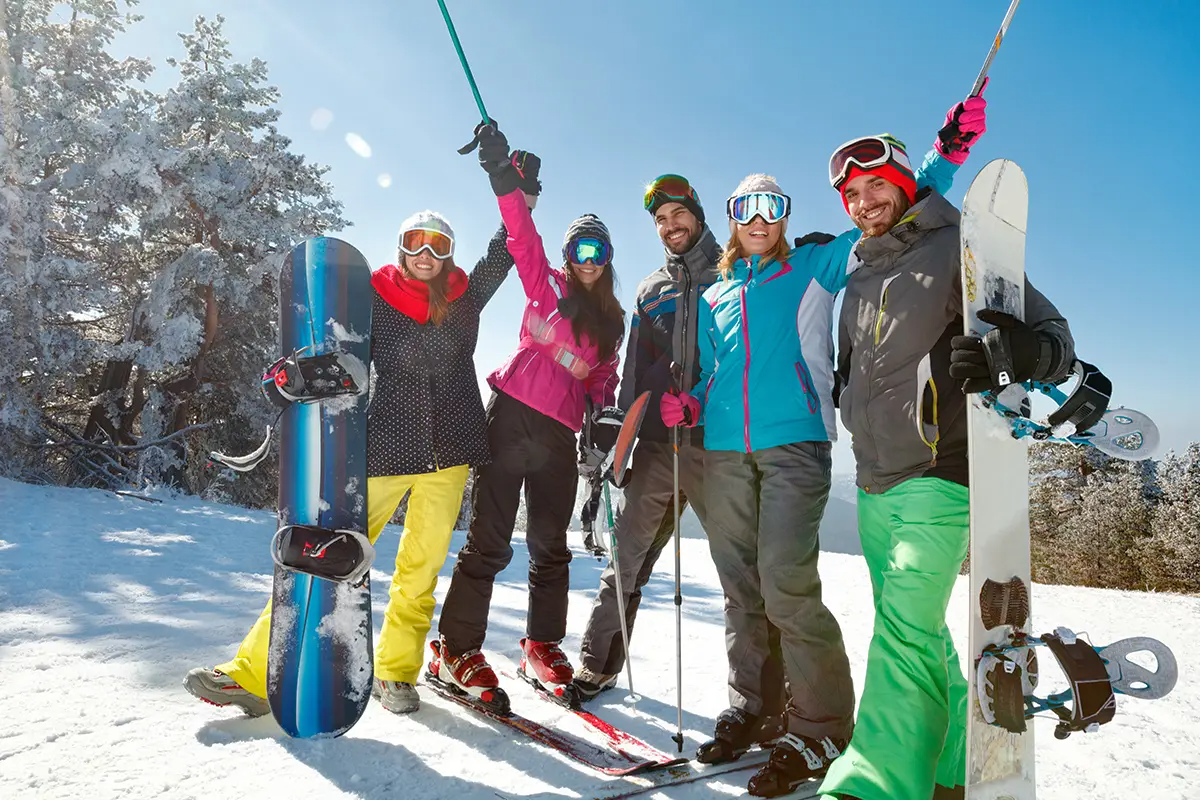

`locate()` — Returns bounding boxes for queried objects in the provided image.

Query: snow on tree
[1,5,345,505]
[1145,443,1200,593]
[0,0,154,480]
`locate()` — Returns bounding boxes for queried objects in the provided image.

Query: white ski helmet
[396,210,456,263]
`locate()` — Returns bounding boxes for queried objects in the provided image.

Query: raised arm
[463,223,516,309]
[496,189,559,306]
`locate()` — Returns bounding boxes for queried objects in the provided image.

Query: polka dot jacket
[366,224,514,478]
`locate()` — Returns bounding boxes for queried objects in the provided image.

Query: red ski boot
[517,638,580,709]
[426,638,510,715]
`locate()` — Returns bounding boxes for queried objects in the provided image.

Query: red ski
[422,672,685,776]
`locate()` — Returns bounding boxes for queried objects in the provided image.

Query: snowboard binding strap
[1038,627,1117,739]
[271,524,375,585]
[262,350,368,407]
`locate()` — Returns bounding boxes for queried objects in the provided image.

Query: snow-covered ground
[0,477,1195,799]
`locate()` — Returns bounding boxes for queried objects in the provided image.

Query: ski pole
[601,479,640,704]
[971,0,1021,97]
[434,0,499,155]
[435,0,489,123]
[669,363,687,753]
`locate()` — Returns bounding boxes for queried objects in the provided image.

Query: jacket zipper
[418,329,441,471]
[680,260,692,444]
[739,272,752,453]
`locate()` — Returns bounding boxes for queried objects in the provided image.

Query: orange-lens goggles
[399,228,454,260]
[643,174,699,213]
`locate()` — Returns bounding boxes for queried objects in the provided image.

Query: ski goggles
[828,134,912,190]
[399,227,455,260]
[643,174,700,213]
[727,192,791,225]
[568,236,612,266]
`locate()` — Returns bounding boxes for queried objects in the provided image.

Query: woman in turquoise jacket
[662,132,970,798]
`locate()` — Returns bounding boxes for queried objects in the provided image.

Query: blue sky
[114,0,1199,460]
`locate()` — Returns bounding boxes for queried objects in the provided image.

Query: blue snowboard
[267,237,374,738]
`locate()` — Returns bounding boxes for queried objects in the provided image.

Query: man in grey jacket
[816,135,1076,800]
[574,174,787,761]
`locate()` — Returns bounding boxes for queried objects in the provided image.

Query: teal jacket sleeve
[914,148,959,196]
[801,229,862,295]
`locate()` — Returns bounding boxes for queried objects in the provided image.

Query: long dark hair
[563,263,625,361]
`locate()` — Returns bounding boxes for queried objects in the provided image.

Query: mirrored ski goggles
[399,227,455,260]
[727,192,791,225]
[828,134,912,190]
[569,236,612,266]
[643,173,700,212]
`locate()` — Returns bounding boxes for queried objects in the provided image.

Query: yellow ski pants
[216,465,470,696]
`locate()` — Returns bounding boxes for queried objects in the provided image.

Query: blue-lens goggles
[570,236,612,266]
[727,192,791,225]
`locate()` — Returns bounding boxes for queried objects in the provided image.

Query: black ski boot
[696,707,779,764]
[746,731,847,798]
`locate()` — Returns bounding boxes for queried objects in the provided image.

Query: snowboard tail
[267,237,374,739]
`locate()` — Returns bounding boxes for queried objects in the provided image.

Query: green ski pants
[820,477,969,800]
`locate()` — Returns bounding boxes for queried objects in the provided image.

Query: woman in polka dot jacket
[429,124,627,710]
[199,204,523,718]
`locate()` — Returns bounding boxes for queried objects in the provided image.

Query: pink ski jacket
[485,190,620,432]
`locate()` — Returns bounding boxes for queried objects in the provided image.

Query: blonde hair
[717,226,791,279]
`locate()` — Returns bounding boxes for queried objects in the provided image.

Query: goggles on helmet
[399,227,454,260]
[643,174,700,214]
[727,192,791,225]
[828,134,912,190]
[569,236,612,267]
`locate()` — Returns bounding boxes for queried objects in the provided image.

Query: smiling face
[570,260,605,289]
[402,250,446,282]
[734,215,782,256]
[842,172,911,237]
[654,202,701,255]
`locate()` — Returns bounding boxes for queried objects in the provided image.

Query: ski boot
[517,638,581,709]
[183,667,271,717]
[696,707,781,764]
[425,638,510,715]
[573,666,618,701]
[746,731,847,798]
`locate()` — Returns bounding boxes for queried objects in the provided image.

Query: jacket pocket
[915,352,940,465]
[794,361,819,415]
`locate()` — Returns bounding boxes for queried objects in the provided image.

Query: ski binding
[270,524,375,585]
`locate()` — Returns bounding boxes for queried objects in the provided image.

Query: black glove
[950,309,1044,394]
[510,150,542,198]
[794,231,837,248]
[475,124,519,196]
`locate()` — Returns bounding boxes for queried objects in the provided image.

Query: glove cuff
[489,166,521,197]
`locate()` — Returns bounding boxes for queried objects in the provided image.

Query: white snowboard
[961,159,1037,799]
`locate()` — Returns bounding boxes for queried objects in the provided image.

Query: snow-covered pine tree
[1029,442,1156,589]
[1145,443,1200,593]
[0,0,154,482]
[111,14,346,497]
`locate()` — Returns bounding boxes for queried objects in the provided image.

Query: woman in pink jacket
[429,125,625,713]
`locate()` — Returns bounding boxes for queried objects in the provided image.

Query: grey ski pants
[705,441,854,740]
[579,440,787,717]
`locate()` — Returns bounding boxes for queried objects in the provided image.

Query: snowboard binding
[262,349,368,407]
[271,524,375,585]
[977,627,1178,740]
[209,349,369,473]
[982,359,1160,461]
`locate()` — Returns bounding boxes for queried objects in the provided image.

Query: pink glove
[660,391,700,428]
[935,76,988,165]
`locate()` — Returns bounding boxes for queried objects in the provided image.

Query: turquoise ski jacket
[694,149,959,453]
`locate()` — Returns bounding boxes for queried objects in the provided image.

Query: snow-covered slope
[0,478,1194,799]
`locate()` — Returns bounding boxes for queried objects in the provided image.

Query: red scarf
[371,263,468,323]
